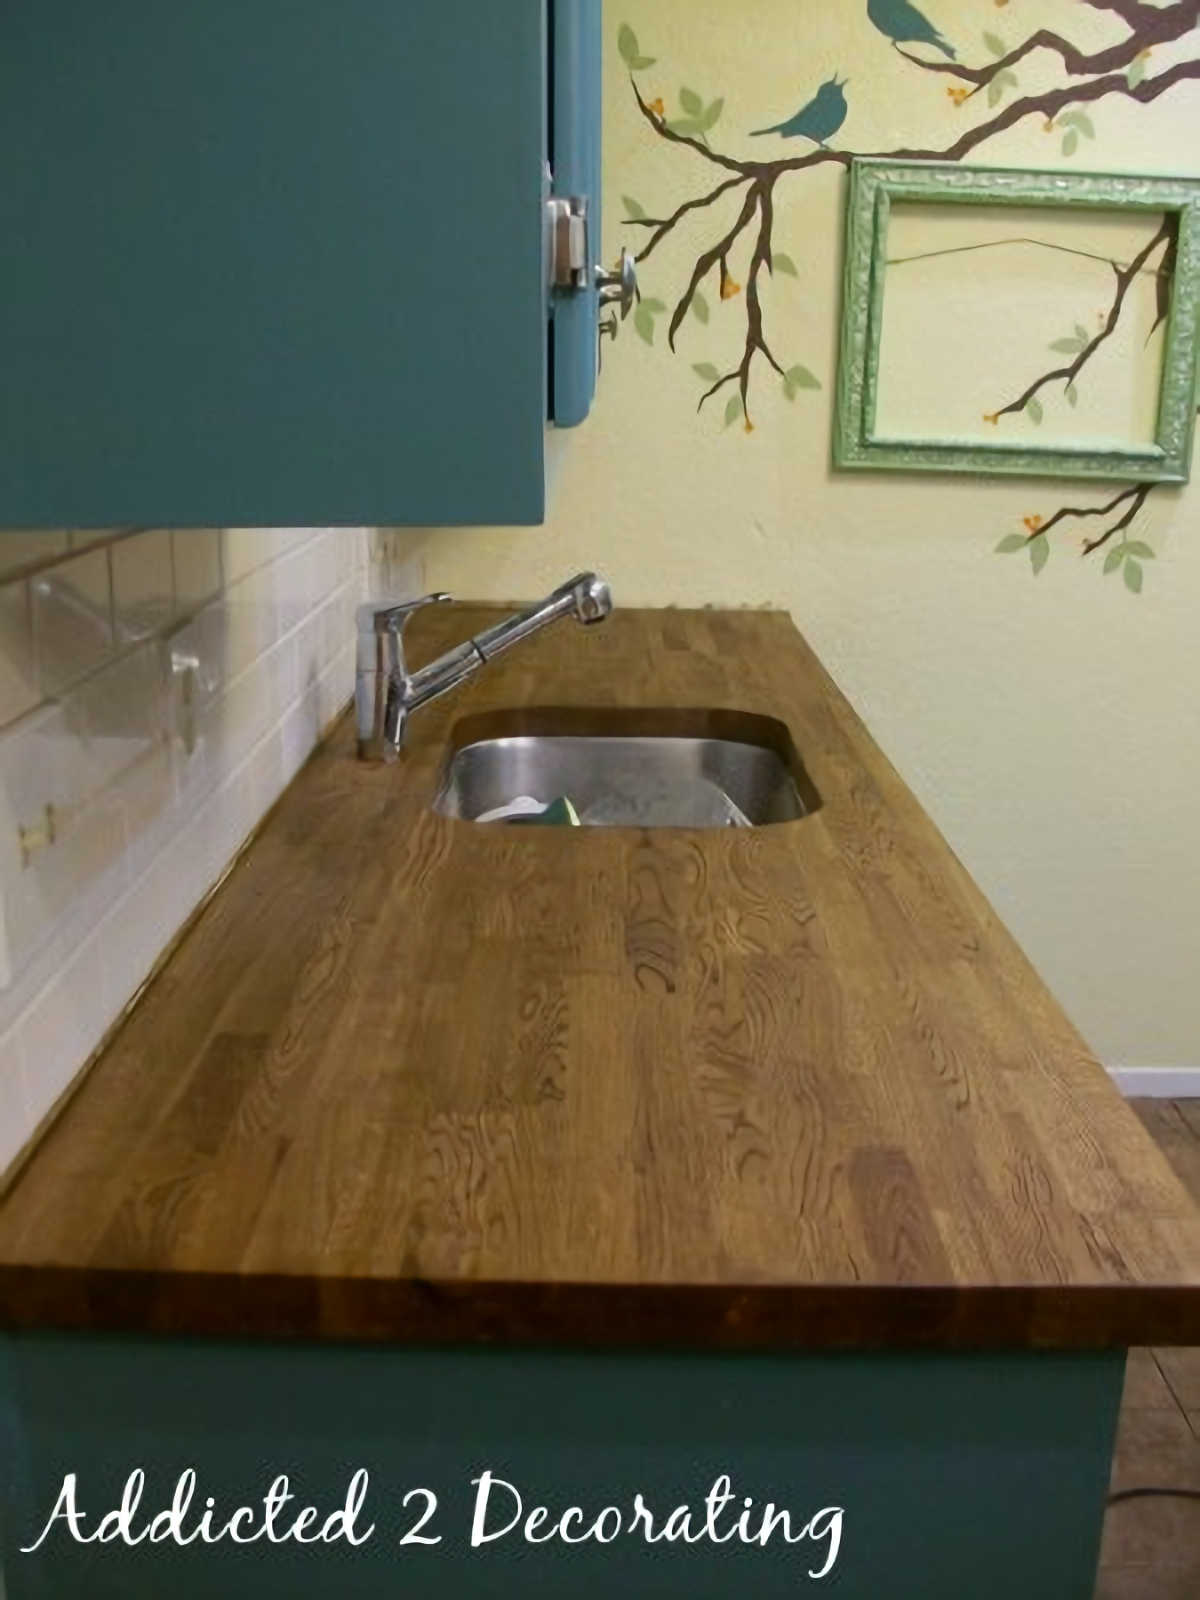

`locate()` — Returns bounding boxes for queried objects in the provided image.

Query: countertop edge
[2,1266,1198,1350]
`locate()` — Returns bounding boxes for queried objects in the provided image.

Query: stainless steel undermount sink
[431,709,821,829]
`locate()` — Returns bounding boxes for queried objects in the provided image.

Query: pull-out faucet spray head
[355,572,612,761]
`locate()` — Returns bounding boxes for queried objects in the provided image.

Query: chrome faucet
[355,571,612,761]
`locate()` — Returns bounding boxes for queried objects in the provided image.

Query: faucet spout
[355,572,612,762]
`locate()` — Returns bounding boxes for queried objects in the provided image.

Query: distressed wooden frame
[833,159,1200,482]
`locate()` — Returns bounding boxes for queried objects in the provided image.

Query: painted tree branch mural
[618,1,1200,588]
[983,218,1176,424]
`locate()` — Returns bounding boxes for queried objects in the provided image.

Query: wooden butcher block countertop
[1,605,1198,1349]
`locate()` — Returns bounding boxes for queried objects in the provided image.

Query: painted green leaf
[1062,129,1079,157]
[782,378,796,402]
[773,253,799,277]
[1123,540,1155,559]
[1066,382,1079,407]
[702,97,725,129]
[1049,337,1084,353]
[1124,556,1144,593]
[996,69,1019,88]
[640,297,666,314]
[1060,110,1095,138]
[617,24,640,66]
[1127,57,1147,88]
[983,31,1006,57]
[995,533,1027,553]
[1029,533,1050,575]
[692,289,710,324]
[631,54,657,69]
[1026,397,1044,425]
[785,364,820,389]
[1103,544,1127,574]
[987,80,1003,108]
[724,393,744,428]
[1074,323,1090,344]
[692,362,721,381]
[622,195,646,220]
[634,305,655,345]
[679,86,703,116]
[665,118,702,137]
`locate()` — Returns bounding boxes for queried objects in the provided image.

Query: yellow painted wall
[392,0,1200,1070]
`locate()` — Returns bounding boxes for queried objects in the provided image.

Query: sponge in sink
[505,795,581,827]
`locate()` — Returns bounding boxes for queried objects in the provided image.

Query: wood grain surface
[1,606,1197,1347]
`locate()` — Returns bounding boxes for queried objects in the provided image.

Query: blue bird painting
[750,75,849,145]
[867,0,956,59]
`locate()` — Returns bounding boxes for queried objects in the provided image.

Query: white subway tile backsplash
[0,531,69,581]
[317,641,355,730]
[104,801,218,1020]
[63,638,168,758]
[66,529,122,552]
[161,615,211,775]
[0,579,38,730]
[0,698,129,983]
[0,526,367,1181]
[1,700,90,838]
[197,634,292,785]
[219,528,265,587]
[221,527,312,588]
[31,545,113,695]
[0,646,173,980]
[272,537,319,638]
[0,1027,34,1175]
[218,565,281,685]
[112,529,175,643]
[16,927,113,1117]
[171,529,222,613]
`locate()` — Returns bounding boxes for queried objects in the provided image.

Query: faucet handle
[358,592,452,636]
[355,593,451,762]
[356,593,452,693]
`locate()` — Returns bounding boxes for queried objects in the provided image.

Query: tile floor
[1095,1099,1200,1597]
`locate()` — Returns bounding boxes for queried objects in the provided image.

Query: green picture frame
[833,159,1200,482]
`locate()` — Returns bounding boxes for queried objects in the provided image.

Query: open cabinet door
[1,2,549,527]
[549,0,603,428]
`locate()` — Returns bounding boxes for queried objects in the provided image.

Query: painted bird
[867,0,956,59]
[750,75,849,145]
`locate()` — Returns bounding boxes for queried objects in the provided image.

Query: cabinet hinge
[546,194,589,291]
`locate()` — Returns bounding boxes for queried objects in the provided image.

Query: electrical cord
[1106,1487,1200,1506]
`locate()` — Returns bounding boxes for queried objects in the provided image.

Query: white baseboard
[1107,1066,1200,1098]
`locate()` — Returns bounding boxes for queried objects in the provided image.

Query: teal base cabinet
[2,1335,1122,1598]
[0,2,602,529]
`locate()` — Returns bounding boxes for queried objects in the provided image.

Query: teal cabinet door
[550,0,603,428]
[0,2,588,529]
